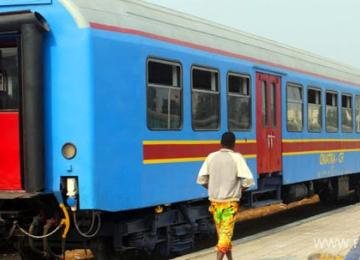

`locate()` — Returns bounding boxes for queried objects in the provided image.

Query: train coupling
[62,177,79,211]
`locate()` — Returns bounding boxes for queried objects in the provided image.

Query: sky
[143,0,360,70]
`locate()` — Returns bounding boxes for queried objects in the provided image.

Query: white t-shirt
[197,148,254,202]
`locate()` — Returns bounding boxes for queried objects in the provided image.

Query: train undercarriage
[1,173,360,259]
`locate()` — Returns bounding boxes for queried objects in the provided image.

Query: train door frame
[256,72,282,174]
[0,11,49,192]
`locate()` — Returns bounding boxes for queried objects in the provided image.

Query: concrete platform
[175,204,360,260]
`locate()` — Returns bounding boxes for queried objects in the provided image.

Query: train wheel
[90,237,116,260]
[16,237,47,260]
[315,179,337,204]
[318,189,336,203]
[354,183,360,202]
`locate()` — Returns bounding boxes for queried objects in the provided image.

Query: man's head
[221,131,236,150]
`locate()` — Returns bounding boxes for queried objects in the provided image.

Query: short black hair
[221,131,236,148]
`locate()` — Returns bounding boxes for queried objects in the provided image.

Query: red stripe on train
[143,143,257,160]
[143,140,360,161]
[283,141,360,153]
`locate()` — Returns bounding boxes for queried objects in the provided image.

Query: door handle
[267,134,275,149]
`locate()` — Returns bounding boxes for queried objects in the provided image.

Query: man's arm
[234,154,254,189]
[197,157,209,188]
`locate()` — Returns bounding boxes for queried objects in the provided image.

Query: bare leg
[226,250,233,260]
[217,251,225,260]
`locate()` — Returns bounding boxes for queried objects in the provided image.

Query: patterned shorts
[209,201,239,253]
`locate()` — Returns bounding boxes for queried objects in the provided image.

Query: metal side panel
[0,112,21,190]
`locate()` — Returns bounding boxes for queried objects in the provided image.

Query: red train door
[256,72,282,174]
[0,39,22,190]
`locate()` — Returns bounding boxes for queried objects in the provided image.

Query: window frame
[341,92,353,133]
[355,95,360,133]
[191,65,221,131]
[307,86,322,133]
[226,71,252,131]
[286,82,304,132]
[325,90,339,133]
[146,57,183,131]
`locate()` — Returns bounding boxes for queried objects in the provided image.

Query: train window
[325,91,338,132]
[0,47,20,111]
[356,95,360,133]
[192,66,219,130]
[308,88,322,132]
[341,94,353,132]
[287,83,303,132]
[270,83,276,127]
[147,59,182,130]
[262,81,268,127]
[227,73,251,130]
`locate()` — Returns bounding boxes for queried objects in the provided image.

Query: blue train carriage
[1,0,360,258]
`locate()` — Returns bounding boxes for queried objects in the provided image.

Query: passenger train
[1,0,360,258]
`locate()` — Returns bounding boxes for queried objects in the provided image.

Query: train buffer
[175,204,360,260]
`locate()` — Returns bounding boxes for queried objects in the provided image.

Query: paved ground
[175,204,360,260]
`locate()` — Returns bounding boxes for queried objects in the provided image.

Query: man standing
[197,132,254,260]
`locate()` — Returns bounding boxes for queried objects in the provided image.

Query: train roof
[62,0,360,86]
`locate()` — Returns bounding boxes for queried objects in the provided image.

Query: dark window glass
[193,69,218,91]
[287,84,303,132]
[0,47,19,111]
[326,92,338,132]
[341,94,353,132]
[228,74,251,130]
[308,88,322,132]
[148,61,180,87]
[228,74,249,94]
[270,83,276,127]
[356,96,360,133]
[262,81,268,127]
[192,67,219,130]
[326,92,337,106]
[147,60,182,130]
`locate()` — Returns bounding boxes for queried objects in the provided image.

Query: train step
[250,199,283,208]
[251,188,279,195]
[248,184,282,208]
